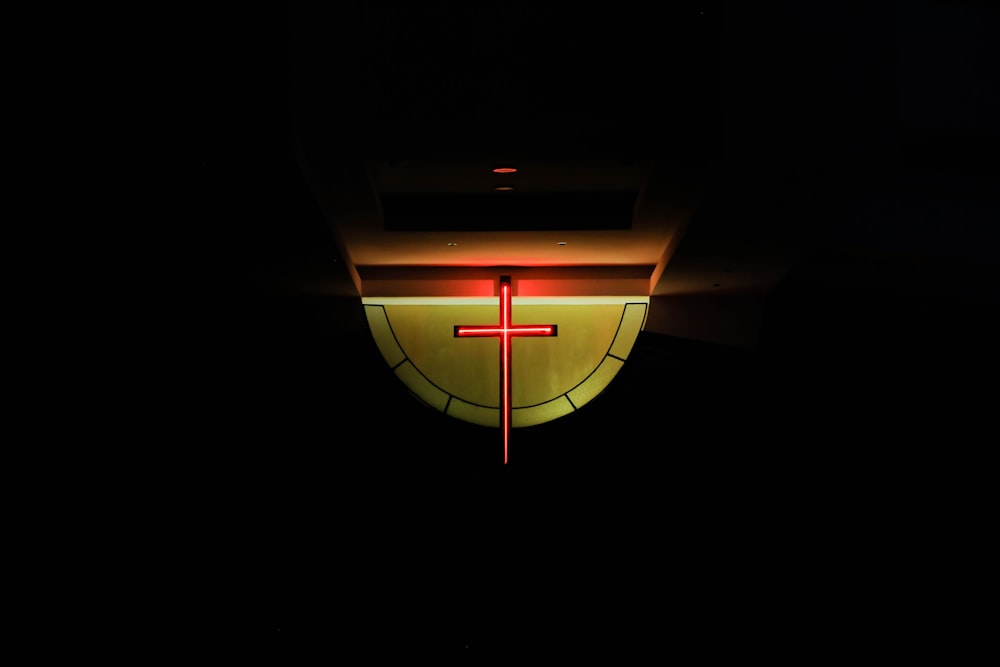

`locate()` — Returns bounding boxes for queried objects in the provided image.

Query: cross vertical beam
[454,276,557,464]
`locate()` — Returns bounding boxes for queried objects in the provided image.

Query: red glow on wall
[491,167,518,174]
[454,276,557,464]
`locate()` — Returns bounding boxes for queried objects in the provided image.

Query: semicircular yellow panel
[363,296,648,428]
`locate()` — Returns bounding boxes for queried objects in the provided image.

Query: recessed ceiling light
[492,167,517,174]
[557,241,568,246]
[494,185,514,191]
[447,242,458,246]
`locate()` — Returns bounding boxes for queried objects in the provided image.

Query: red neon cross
[454,276,557,464]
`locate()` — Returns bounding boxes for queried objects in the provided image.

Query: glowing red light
[455,276,557,464]
[492,167,517,174]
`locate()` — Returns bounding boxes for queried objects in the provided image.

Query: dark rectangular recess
[381,191,637,231]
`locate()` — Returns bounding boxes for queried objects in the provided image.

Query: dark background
[192,1,997,655]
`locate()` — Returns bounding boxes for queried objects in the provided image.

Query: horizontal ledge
[363,296,650,305]
[357,265,655,297]
[356,265,655,280]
